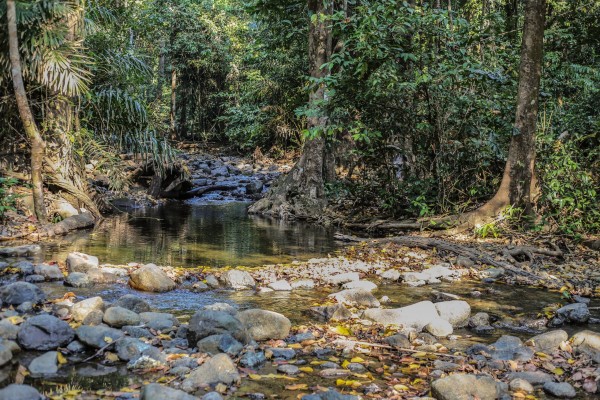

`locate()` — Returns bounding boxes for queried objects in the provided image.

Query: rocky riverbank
[0,243,599,399]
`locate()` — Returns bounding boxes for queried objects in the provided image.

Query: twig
[333,339,464,359]
[81,336,123,363]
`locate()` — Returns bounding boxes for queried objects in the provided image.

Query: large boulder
[76,325,123,349]
[71,296,104,322]
[219,270,255,289]
[362,301,439,331]
[0,384,43,400]
[65,272,91,288]
[28,351,58,375]
[490,335,534,362]
[0,282,45,306]
[238,309,291,341]
[140,383,198,400]
[17,314,74,350]
[529,330,568,354]
[431,374,500,400]
[33,264,63,281]
[129,264,176,292]
[542,382,576,398]
[556,303,590,324]
[328,289,380,308]
[435,300,471,327]
[181,354,240,392]
[187,310,250,345]
[103,307,141,328]
[66,252,99,273]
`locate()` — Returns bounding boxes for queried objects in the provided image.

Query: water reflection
[42,202,337,267]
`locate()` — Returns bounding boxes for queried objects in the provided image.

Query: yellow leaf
[299,367,313,373]
[394,384,409,391]
[333,326,351,336]
[350,357,364,363]
[553,367,564,376]
[288,343,302,349]
[413,352,427,358]
[249,374,262,381]
[310,360,325,365]
[6,316,24,325]
[105,352,119,362]
[342,360,350,369]
[104,336,113,344]
[57,352,68,365]
[285,383,308,391]
[336,379,346,386]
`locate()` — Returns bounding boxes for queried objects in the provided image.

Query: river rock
[302,390,360,400]
[103,307,141,328]
[506,371,554,385]
[384,333,411,348]
[308,305,352,322]
[114,294,151,313]
[129,264,176,292]
[342,280,378,291]
[435,300,471,327]
[205,274,220,288]
[0,384,43,400]
[238,309,291,341]
[425,318,453,337]
[71,296,104,322]
[83,309,104,326]
[140,383,198,400]
[13,261,34,275]
[116,337,152,361]
[529,330,568,353]
[187,310,250,345]
[380,269,401,281]
[363,301,438,331]
[329,289,380,308]
[0,344,12,367]
[181,353,240,392]
[278,364,300,375]
[571,330,600,363]
[76,325,123,349]
[240,350,266,369]
[140,312,180,331]
[85,268,118,284]
[0,245,40,257]
[197,334,224,355]
[218,333,243,356]
[34,264,63,280]
[324,272,360,285]
[543,382,576,398]
[0,319,19,340]
[431,374,500,400]
[66,252,99,273]
[28,351,58,375]
[17,314,74,350]
[490,335,534,362]
[291,279,315,289]
[65,272,91,288]
[268,347,296,359]
[510,378,534,393]
[556,303,590,324]
[268,280,292,291]
[203,303,238,315]
[0,282,45,306]
[220,270,255,289]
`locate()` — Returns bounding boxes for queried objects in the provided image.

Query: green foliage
[0,178,21,222]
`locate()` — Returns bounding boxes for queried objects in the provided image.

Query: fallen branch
[183,184,239,199]
[344,220,423,231]
[81,336,123,363]
[333,339,464,359]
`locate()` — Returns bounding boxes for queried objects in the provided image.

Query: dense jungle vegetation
[0,0,598,237]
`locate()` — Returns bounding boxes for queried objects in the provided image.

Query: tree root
[30,213,96,239]
[334,233,547,281]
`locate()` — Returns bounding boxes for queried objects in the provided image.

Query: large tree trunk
[456,0,546,227]
[7,0,47,222]
[248,0,335,220]
[170,68,177,139]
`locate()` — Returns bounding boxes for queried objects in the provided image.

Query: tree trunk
[505,0,519,41]
[6,0,47,222]
[461,0,546,226]
[156,42,165,101]
[170,68,177,139]
[248,0,334,220]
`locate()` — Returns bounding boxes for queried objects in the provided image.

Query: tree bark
[6,0,47,222]
[455,0,546,227]
[248,0,335,220]
[170,68,177,139]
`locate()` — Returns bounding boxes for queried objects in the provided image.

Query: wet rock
[140,312,180,331]
[268,347,296,360]
[341,280,377,291]
[0,282,45,306]
[114,294,151,313]
[431,290,461,302]
[329,289,380,308]
[268,280,292,291]
[129,264,176,292]
[425,318,453,337]
[34,264,63,280]
[556,303,590,324]
[291,279,315,289]
[384,333,411,348]
[24,275,44,283]
[140,383,198,400]
[0,384,43,400]
[506,371,554,385]
[0,245,40,257]
[469,312,490,328]
[308,305,352,322]
[181,353,240,392]
[218,333,243,356]
[380,269,401,281]
[573,295,590,304]
[203,303,238,315]
[66,252,99,273]
[543,382,576,398]
[103,307,141,328]
[301,390,360,399]
[72,296,104,322]
[571,330,600,363]
[0,320,19,340]
[245,181,263,195]
[128,355,166,370]
[82,309,104,326]
[65,272,91,288]
[76,325,123,349]
[115,337,152,361]
[188,310,249,345]
[238,309,291,341]
[0,344,12,367]
[13,261,34,275]
[490,335,534,362]
[240,350,266,369]
[202,392,223,400]
[277,364,300,375]
[431,374,500,400]
[87,268,118,284]
[122,326,152,338]
[18,314,74,351]
[220,269,256,289]
[289,332,316,343]
[28,351,58,375]
[324,272,359,285]
[529,330,568,353]
[510,378,534,393]
[432,360,460,372]
[66,340,86,353]
[76,364,118,377]
[205,275,220,288]
[435,300,471,327]
[363,301,438,331]
[197,334,223,355]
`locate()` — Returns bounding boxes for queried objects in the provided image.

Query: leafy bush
[0,178,21,222]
